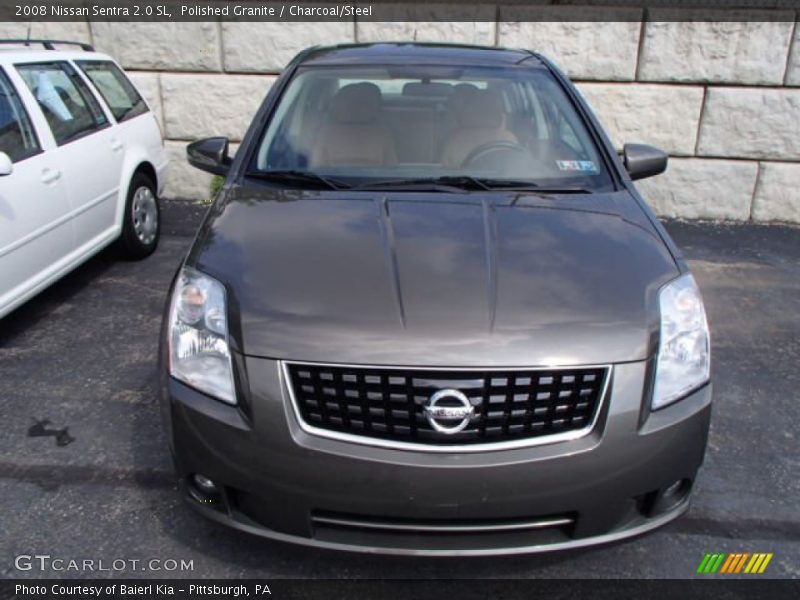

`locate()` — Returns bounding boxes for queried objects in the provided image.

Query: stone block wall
[1,11,798,222]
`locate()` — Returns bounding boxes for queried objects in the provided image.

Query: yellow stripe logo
[697,552,773,574]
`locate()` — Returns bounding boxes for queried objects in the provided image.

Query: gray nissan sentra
[160,43,712,555]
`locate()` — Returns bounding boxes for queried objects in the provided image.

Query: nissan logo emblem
[423,389,474,434]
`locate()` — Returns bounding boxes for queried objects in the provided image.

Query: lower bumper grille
[284,362,610,449]
[310,510,576,551]
[312,512,574,534]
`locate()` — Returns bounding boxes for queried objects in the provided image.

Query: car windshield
[251,64,613,191]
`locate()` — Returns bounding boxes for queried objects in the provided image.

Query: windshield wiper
[352,175,490,192]
[245,170,349,191]
[476,179,593,193]
[245,171,593,194]
[430,176,492,191]
[352,176,592,194]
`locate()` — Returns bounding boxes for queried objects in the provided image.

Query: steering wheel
[461,140,534,170]
[461,140,530,167]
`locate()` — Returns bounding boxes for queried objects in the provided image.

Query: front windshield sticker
[556,160,598,173]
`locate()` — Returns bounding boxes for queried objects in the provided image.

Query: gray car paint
[161,43,711,555]
[189,189,678,367]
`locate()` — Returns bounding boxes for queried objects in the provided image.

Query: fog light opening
[188,473,222,506]
[653,478,692,515]
[193,474,218,493]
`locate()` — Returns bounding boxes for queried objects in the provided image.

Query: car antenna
[25,24,31,46]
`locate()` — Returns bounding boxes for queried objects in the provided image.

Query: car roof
[297,42,544,68]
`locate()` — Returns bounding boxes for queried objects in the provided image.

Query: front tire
[118,172,160,259]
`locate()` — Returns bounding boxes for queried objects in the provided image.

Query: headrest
[330,82,382,124]
[460,89,505,129]
[448,83,479,118]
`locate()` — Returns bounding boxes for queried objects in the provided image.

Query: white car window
[0,69,40,162]
[76,60,148,123]
[16,61,108,146]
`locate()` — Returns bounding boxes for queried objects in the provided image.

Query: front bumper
[161,356,711,556]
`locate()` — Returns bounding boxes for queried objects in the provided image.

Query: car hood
[190,186,679,367]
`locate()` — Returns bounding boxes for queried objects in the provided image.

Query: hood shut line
[378,197,407,329]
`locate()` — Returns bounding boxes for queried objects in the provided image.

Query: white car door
[0,67,74,318]
[15,60,123,255]
[75,59,165,230]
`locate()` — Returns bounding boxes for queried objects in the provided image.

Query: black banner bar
[2,579,800,600]
[1,1,800,23]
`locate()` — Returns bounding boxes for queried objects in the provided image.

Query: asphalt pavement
[1,199,798,579]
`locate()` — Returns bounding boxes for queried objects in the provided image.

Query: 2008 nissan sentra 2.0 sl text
[160,43,712,556]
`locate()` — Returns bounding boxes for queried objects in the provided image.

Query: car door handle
[41,169,61,184]
[110,139,124,152]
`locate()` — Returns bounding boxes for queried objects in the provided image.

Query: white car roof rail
[0,39,95,51]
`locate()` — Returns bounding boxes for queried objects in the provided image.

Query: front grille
[285,362,609,448]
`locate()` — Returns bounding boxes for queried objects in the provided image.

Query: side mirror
[622,143,668,181]
[187,137,231,176]
[0,151,13,176]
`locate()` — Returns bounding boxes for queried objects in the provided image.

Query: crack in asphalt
[0,461,175,491]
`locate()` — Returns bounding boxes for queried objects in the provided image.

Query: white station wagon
[0,39,168,319]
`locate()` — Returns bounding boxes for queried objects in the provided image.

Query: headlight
[168,266,235,404]
[652,273,710,410]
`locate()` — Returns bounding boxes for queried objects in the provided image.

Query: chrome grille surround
[281,361,612,453]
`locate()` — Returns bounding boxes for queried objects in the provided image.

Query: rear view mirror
[622,144,668,181]
[0,151,13,176]
[187,137,231,176]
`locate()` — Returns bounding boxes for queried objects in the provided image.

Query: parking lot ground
[0,199,798,579]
